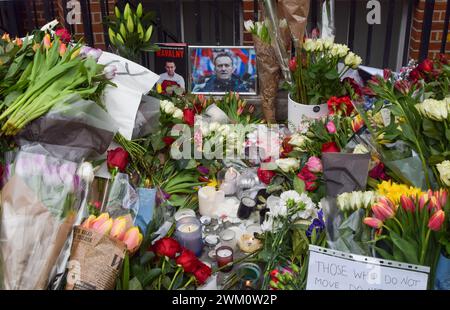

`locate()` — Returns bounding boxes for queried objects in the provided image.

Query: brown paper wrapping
[254,35,281,123]
[65,226,127,290]
[279,0,310,46]
[0,176,75,289]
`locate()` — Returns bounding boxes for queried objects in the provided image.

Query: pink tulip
[43,34,51,49]
[378,197,395,210]
[326,121,336,134]
[434,189,447,209]
[93,218,113,235]
[306,156,323,173]
[428,210,445,231]
[418,193,428,210]
[372,203,394,221]
[81,215,96,229]
[428,196,441,212]
[123,227,143,252]
[400,195,415,212]
[363,217,383,229]
[59,43,67,56]
[110,217,128,241]
[91,213,110,230]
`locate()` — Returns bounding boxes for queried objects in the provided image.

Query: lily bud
[137,23,144,39]
[136,3,143,17]
[428,210,445,231]
[363,217,383,229]
[124,3,131,20]
[120,23,127,39]
[115,6,121,19]
[123,227,143,252]
[126,16,134,33]
[144,25,153,42]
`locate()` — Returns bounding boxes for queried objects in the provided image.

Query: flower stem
[420,229,431,265]
[168,267,182,290]
[182,275,195,289]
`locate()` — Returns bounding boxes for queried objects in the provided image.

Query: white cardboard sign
[306,245,430,290]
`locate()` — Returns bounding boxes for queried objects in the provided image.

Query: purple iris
[306,209,325,238]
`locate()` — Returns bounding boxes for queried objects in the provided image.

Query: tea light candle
[237,197,256,220]
[238,233,262,253]
[237,263,261,290]
[175,217,203,256]
[216,246,233,272]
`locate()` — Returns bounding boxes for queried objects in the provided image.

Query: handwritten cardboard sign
[306,245,430,290]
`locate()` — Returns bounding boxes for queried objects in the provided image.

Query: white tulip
[416,98,448,121]
[244,20,255,33]
[437,160,450,186]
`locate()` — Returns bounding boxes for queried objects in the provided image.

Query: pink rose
[306,156,322,173]
[326,121,336,134]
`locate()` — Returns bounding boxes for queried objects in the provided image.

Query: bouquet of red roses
[127,237,212,290]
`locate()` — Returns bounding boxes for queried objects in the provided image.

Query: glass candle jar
[237,263,261,290]
[219,229,236,250]
[216,246,234,272]
[175,217,203,257]
[237,197,256,219]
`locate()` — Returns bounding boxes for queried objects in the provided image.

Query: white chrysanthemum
[293,192,317,220]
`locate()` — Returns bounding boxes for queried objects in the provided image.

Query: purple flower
[80,46,102,62]
[197,166,209,175]
[103,64,118,79]
[306,209,325,238]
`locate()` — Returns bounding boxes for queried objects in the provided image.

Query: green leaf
[162,276,172,289]
[374,246,395,260]
[122,253,130,290]
[129,277,143,290]
[139,268,162,287]
[293,177,305,195]
[390,232,420,264]
[140,251,155,265]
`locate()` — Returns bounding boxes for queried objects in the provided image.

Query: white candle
[174,209,196,222]
[178,224,199,233]
[217,248,233,258]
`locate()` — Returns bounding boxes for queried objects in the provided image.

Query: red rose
[193,262,212,285]
[418,59,433,73]
[289,57,297,72]
[107,147,129,172]
[321,141,340,153]
[153,237,181,258]
[257,168,276,185]
[183,108,195,127]
[55,28,71,43]
[409,68,423,82]
[162,136,176,146]
[305,180,318,191]
[281,137,293,158]
[297,166,317,183]
[176,249,200,273]
[161,80,180,94]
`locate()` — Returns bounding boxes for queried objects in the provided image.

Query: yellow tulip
[81,215,96,229]
[43,34,52,49]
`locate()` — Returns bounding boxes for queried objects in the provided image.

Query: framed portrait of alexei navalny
[188,46,257,95]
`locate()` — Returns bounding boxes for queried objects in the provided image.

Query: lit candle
[238,233,262,253]
[216,246,233,272]
[175,217,203,256]
[237,263,261,290]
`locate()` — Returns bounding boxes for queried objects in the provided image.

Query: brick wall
[410,0,450,60]
[243,0,258,45]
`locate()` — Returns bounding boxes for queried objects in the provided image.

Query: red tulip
[418,59,433,73]
[434,189,448,209]
[400,195,415,212]
[55,28,71,44]
[321,141,340,153]
[107,147,129,172]
[162,136,176,146]
[183,108,195,127]
[363,217,383,229]
[383,69,392,81]
[428,210,445,231]
[372,203,394,221]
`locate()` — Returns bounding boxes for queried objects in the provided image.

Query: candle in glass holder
[175,217,203,256]
[237,263,261,290]
[238,233,262,253]
[216,246,233,272]
[237,197,256,219]
[219,229,236,250]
